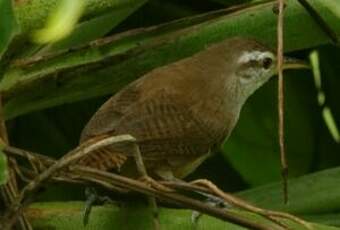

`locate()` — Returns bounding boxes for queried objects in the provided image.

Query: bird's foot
[138,176,173,192]
[83,187,117,226]
[191,192,231,224]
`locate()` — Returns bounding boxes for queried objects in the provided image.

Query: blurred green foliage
[0,0,19,58]
[0,0,19,186]
[0,0,340,229]
[0,150,7,185]
[32,0,85,44]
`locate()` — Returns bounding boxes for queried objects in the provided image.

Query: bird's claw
[191,193,230,226]
[83,187,116,226]
[83,187,97,226]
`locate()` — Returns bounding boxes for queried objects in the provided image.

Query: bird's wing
[78,83,142,170]
[79,83,140,143]
[114,88,213,160]
[80,84,214,160]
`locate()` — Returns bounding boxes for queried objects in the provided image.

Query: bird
[78,37,306,181]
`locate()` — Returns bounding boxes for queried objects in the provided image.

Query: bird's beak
[282,56,310,70]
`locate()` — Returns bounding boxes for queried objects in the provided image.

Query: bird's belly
[119,151,212,180]
[170,152,212,179]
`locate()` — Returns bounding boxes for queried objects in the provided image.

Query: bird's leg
[83,187,98,226]
[153,174,226,227]
[191,191,230,225]
[130,143,161,230]
[131,144,172,192]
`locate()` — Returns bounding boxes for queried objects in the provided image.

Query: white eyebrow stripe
[238,51,274,64]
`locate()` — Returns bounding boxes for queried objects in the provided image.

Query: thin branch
[3,145,278,230]
[3,144,311,230]
[2,135,136,230]
[74,166,276,230]
[277,0,289,204]
[0,93,32,230]
[21,135,136,195]
[191,179,312,230]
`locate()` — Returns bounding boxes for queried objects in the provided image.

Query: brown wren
[78,37,305,180]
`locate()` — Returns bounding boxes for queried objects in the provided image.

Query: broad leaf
[2,0,340,119]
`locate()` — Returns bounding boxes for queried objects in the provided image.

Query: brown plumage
[78,38,282,179]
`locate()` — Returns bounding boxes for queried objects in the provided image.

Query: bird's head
[202,37,308,105]
[208,38,308,103]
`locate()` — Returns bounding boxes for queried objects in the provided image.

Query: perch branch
[3,141,312,230]
[4,145,278,230]
[74,166,277,230]
[191,179,312,230]
[0,94,32,230]
[2,135,136,230]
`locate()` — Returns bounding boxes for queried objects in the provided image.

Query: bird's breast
[190,93,240,145]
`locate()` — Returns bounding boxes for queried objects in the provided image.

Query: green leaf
[26,202,338,230]
[14,0,147,33]
[0,0,19,59]
[0,0,13,186]
[2,0,340,119]
[46,0,147,52]
[303,213,340,227]
[238,166,340,214]
[319,0,340,20]
[32,0,85,44]
[0,149,8,185]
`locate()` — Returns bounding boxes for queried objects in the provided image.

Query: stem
[277,0,288,204]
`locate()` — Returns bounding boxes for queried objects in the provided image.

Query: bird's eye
[262,57,273,69]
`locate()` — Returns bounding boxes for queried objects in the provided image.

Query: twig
[191,179,313,230]
[2,135,136,230]
[74,166,275,230]
[3,143,311,230]
[22,135,135,194]
[2,151,312,229]
[277,0,289,205]
[0,94,32,230]
[4,145,279,230]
